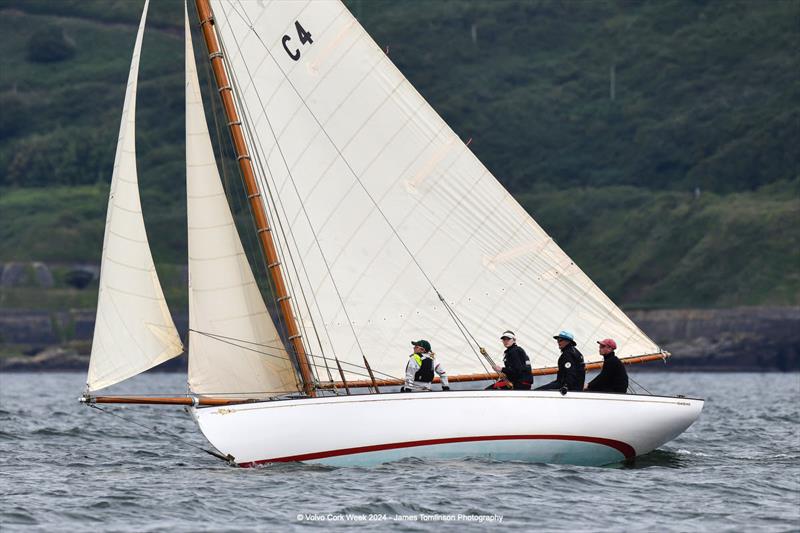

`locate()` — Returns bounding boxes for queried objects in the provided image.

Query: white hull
[192,391,703,467]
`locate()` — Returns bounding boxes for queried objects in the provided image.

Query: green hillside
[0,0,798,309]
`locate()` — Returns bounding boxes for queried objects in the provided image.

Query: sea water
[0,372,798,532]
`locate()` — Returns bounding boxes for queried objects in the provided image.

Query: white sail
[209,0,660,382]
[185,5,300,397]
[87,0,183,392]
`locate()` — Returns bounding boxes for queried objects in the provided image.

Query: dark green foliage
[0,93,26,139]
[26,24,75,63]
[518,179,800,307]
[63,270,94,290]
[347,0,799,193]
[0,0,797,309]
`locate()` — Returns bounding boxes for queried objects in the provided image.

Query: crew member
[585,338,628,393]
[536,330,585,391]
[487,331,533,390]
[400,340,450,392]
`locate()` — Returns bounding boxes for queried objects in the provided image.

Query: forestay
[185,5,300,397]
[209,0,660,382]
[87,0,183,392]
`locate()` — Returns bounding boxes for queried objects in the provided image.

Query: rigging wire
[224,1,490,371]
[190,329,403,382]
[87,404,233,463]
[626,373,653,396]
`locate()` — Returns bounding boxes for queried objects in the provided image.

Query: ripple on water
[0,372,799,532]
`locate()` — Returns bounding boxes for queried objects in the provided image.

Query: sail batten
[86,0,183,393]
[185,3,300,398]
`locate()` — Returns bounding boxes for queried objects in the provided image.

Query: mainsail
[87,0,183,392]
[209,0,661,385]
[185,5,299,397]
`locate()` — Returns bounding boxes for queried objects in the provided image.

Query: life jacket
[413,354,435,382]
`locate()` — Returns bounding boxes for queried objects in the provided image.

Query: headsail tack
[208,0,661,384]
[87,0,183,392]
[185,4,300,398]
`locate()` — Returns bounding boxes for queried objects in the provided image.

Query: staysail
[208,0,661,383]
[87,0,183,392]
[185,5,300,397]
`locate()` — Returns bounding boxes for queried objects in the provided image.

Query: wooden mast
[193,0,315,397]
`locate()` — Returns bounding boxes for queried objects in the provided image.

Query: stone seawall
[0,307,798,371]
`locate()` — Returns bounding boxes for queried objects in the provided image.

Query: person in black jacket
[585,338,628,393]
[486,330,533,390]
[536,330,585,391]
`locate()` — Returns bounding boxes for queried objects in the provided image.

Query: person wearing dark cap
[536,330,585,391]
[486,330,533,390]
[400,340,450,392]
[585,338,628,393]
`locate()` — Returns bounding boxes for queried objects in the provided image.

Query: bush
[0,93,26,140]
[27,25,76,63]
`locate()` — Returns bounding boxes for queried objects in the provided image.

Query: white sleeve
[405,358,418,388]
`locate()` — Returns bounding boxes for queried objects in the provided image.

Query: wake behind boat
[81,0,703,468]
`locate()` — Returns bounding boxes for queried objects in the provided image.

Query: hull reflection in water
[193,391,704,467]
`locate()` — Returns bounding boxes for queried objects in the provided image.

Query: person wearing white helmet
[536,330,585,391]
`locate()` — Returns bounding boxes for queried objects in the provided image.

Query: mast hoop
[217,85,232,93]
[209,51,223,60]
[198,15,214,27]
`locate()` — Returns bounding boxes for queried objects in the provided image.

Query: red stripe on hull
[237,435,636,467]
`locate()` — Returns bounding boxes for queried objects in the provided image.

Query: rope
[87,404,233,463]
[436,292,490,373]
[189,329,403,383]
[626,373,653,395]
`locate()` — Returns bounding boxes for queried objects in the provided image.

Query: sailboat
[81,0,703,467]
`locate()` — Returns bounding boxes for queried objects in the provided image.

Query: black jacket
[587,352,628,393]
[536,344,585,391]
[501,344,533,386]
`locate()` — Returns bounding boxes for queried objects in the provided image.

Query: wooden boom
[316,352,670,389]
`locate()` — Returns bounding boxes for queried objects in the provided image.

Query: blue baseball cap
[553,330,575,341]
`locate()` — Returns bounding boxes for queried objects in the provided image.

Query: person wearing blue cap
[535,330,585,391]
